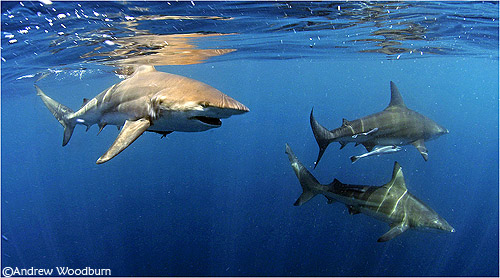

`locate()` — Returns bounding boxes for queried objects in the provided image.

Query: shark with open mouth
[36,65,249,164]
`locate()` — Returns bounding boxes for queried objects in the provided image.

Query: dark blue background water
[1,1,498,277]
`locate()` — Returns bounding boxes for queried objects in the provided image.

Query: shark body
[310,81,448,167]
[37,65,249,164]
[285,144,454,242]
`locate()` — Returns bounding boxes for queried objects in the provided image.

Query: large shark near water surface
[285,143,455,242]
[36,65,249,164]
[310,81,448,167]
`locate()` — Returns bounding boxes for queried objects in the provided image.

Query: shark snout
[214,94,250,114]
[429,124,449,140]
[441,222,455,233]
[439,124,449,135]
[200,106,248,119]
[433,217,455,233]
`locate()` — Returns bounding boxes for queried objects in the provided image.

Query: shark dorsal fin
[386,81,407,109]
[132,65,157,77]
[384,161,407,190]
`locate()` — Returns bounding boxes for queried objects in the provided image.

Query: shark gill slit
[390,189,407,217]
[348,125,355,135]
[376,180,394,213]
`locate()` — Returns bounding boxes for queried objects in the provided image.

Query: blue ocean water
[1,1,498,277]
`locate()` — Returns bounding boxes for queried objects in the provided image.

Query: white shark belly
[150,111,214,132]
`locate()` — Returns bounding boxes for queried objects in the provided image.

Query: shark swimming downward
[310,81,448,168]
[285,143,455,242]
[36,65,249,164]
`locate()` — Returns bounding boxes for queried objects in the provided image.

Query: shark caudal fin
[310,108,336,168]
[35,85,76,146]
[285,143,324,206]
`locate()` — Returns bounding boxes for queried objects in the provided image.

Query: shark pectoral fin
[294,191,317,206]
[412,139,428,161]
[377,223,409,242]
[96,118,151,164]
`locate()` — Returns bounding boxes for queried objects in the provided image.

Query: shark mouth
[191,116,222,126]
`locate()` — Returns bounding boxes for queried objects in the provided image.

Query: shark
[36,65,249,164]
[285,143,455,242]
[310,81,448,168]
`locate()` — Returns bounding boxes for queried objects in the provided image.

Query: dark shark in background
[310,81,448,168]
[285,143,455,242]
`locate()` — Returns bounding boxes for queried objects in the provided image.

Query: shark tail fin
[35,85,76,146]
[310,108,335,168]
[285,144,322,206]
